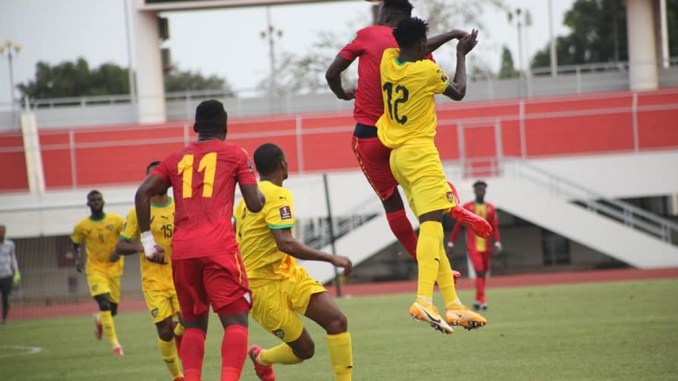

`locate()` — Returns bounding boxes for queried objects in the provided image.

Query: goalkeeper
[0,224,20,324]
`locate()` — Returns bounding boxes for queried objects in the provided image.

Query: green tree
[164,68,234,95]
[18,58,233,100]
[531,0,678,70]
[498,46,518,79]
[18,58,130,99]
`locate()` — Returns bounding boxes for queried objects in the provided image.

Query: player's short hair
[382,0,413,15]
[194,99,227,133]
[254,143,284,176]
[146,160,161,175]
[87,190,102,199]
[473,180,488,188]
[393,17,428,49]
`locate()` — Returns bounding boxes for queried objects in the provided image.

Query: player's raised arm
[427,29,468,54]
[443,29,479,101]
[271,228,352,276]
[325,55,356,101]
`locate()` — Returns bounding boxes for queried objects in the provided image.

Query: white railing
[5,57,676,118]
[503,158,678,244]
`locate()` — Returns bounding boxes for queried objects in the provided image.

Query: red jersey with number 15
[152,139,257,260]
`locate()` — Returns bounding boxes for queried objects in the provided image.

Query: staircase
[304,159,678,284]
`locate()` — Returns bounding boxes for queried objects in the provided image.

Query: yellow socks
[437,243,460,306]
[259,342,303,365]
[158,338,183,379]
[327,332,353,381]
[99,310,120,348]
[416,221,444,300]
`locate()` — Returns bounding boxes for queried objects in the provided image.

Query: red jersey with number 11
[152,139,257,260]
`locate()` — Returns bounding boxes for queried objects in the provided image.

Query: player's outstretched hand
[457,29,479,55]
[450,29,469,40]
[333,255,353,276]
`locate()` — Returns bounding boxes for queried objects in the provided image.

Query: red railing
[1,89,677,192]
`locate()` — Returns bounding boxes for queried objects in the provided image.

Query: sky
[0,0,575,107]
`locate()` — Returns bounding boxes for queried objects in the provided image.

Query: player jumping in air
[326,0,489,270]
[376,17,488,334]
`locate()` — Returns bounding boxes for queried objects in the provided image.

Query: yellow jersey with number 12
[120,198,176,292]
[376,48,450,148]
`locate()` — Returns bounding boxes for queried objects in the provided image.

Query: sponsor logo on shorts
[446,192,455,202]
[273,329,285,340]
[279,206,292,220]
[151,308,159,317]
[92,284,98,292]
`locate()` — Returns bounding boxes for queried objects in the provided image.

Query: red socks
[475,275,486,304]
[220,325,248,381]
[386,210,418,260]
[181,328,206,381]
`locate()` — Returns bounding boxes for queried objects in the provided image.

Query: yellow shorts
[86,270,121,303]
[390,143,457,217]
[250,266,326,343]
[143,288,181,323]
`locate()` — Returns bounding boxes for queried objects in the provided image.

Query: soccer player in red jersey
[325,0,482,264]
[135,100,265,381]
[448,181,502,311]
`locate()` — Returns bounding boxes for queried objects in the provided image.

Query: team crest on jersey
[151,308,159,317]
[106,224,115,231]
[279,206,292,220]
[273,329,285,340]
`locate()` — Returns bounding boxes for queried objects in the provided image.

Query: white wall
[1,151,677,239]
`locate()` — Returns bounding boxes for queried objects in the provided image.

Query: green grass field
[2,279,677,381]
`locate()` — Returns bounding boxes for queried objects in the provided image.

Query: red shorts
[468,248,491,273]
[352,129,398,201]
[172,253,252,321]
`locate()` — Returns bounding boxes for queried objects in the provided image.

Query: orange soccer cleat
[409,298,454,334]
[445,302,488,330]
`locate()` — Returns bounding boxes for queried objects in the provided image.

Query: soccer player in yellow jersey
[71,190,125,355]
[117,161,184,381]
[235,143,354,381]
[376,17,487,334]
